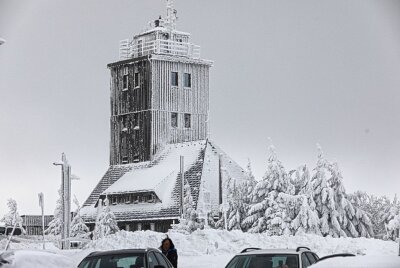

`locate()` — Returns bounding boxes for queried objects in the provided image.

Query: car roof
[239,248,315,256]
[87,248,159,257]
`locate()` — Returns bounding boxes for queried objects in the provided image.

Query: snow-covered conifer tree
[70,196,89,238]
[45,188,63,236]
[349,191,387,238]
[173,179,203,233]
[311,145,342,237]
[93,197,119,239]
[347,192,374,238]
[290,165,321,235]
[381,195,400,240]
[1,199,25,234]
[242,142,294,235]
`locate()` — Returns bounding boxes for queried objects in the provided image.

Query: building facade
[81,0,247,232]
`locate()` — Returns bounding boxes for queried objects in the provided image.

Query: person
[159,237,178,268]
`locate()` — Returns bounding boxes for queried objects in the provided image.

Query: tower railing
[119,39,200,60]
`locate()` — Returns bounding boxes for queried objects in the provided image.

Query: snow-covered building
[81,0,247,232]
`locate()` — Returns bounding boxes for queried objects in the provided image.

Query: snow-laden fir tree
[173,179,203,233]
[347,191,374,238]
[45,188,63,236]
[328,161,359,237]
[351,192,393,238]
[240,159,258,232]
[93,197,119,239]
[216,171,247,231]
[290,165,321,235]
[330,162,374,238]
[70,196,89,238]
[1,198,25,234]
[311,145,343,237]
[242,142,294,235]
[381,195,400,240]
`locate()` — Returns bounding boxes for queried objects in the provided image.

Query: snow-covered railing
[119,39,201,60]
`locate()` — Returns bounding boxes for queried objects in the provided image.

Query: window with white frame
[184,73,191,88]
[171,71,178,86]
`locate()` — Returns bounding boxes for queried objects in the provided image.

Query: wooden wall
[150,59,210,156]
[109,58,152,165]
[108,56,211,164]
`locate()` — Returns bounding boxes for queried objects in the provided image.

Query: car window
[78,254,144,268]
[154,252,170,268]
[148,252,160,268]
[226,254,298,268]
[312,253,319,261]
[305,252,317,264]
[225,255,251,268]
[301,253,311,268]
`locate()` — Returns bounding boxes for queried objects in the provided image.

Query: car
[311,254,400,268]
[0,250,75,268]
[78,248,174,268]
[225,247,320,268]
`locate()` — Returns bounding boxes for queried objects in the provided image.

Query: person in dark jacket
[159,237,178,268]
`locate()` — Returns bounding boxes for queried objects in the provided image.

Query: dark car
[78,248,173,268]
[225,247,320,268]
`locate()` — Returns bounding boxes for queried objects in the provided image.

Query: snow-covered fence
[119,39,200,60]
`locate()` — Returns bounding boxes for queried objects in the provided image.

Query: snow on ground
[1,230,399,267]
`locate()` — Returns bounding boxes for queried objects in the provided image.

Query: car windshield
[78,253,145,268]
[226,254,299,268]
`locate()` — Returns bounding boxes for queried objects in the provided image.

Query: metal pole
[180,156,184,217]
[54,153,71,250]
[38,193,45,250]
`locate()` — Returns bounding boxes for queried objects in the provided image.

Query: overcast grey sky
[0,0,399,215]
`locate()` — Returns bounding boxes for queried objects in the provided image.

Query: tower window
[184,73,191,88]
[122,66,129,90]
[184,113,191,128]
[171,72,178,86]
[122,156,128,164]
[134,72,140,88]
[122,74,128,90]
[171,112,178,128]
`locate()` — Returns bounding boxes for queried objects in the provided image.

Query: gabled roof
[81,140,248,223]
[102,141,206,205]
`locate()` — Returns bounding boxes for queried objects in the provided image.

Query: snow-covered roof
[102,140,206,203]
[81,140,248,223]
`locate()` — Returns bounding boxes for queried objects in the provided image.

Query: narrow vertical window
[122,66,129,90]
[122,75,128,90]
[171,112,178,128]
[171,72,178,86]
[184,73,191,88]
[134,72,139,88]
[184,113,191,128]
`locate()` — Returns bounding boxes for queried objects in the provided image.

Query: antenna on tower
[165,0,178,30]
